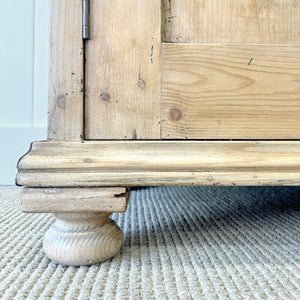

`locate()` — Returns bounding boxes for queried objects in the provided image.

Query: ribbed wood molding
[43,213,123,266]
[16,141,300,187]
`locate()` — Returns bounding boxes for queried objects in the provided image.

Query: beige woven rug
[0,186,300,300]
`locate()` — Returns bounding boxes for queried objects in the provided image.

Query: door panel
[85,0,161,140]
[162,0,300,44]
[162,44,300,139]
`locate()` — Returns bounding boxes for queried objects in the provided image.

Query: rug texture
[0,186,299,300]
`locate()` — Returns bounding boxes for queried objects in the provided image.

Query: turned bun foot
[43,213,123,266]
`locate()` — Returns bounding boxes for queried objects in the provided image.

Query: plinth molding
[17,140,300,187]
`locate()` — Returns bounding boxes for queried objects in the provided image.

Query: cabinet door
[161,0,300,139]
[85,0,300,140]
[85,0,161,140]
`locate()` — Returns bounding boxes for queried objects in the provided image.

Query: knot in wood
[169,108,183,122]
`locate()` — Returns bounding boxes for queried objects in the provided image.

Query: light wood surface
[21,187,128,213]
[85,0,161,139]
[162,43,300,139]
[17,141,300,187]
[43,213,123,266]
[162,0,300,43]
[48,0,84,141]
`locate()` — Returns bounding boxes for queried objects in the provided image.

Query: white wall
[0,0,49,185]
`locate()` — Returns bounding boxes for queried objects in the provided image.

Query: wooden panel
[48,0,84,141]
[85,0,161,139]
[162,0,300,43]
[162,44,300,139]
[16,141,300,187]
[21,187,128,213]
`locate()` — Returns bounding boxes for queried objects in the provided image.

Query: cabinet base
[16,140,300,265]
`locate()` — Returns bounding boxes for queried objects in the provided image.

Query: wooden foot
[43,213,123,266]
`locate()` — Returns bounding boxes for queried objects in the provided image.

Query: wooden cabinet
[17,0,300,266]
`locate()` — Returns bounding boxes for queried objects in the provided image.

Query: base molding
[17,140,300,187]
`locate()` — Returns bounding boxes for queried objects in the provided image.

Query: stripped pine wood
[21,187,128,213]
[16,141,300,187]
[162,0,300,43]
[162,44,300,139]
[48,0,84,141]
[85,0,161,139]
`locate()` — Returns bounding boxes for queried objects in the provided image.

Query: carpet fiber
[0,186,300,299]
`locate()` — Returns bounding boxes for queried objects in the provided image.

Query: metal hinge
[82,0,90,40]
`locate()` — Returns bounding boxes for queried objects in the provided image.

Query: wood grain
[48,0,84,141]
[85,0,161,139]
[162,43,300,139]
[16,141,300,187]
[162,0,300,43]
[21,187,128,213]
